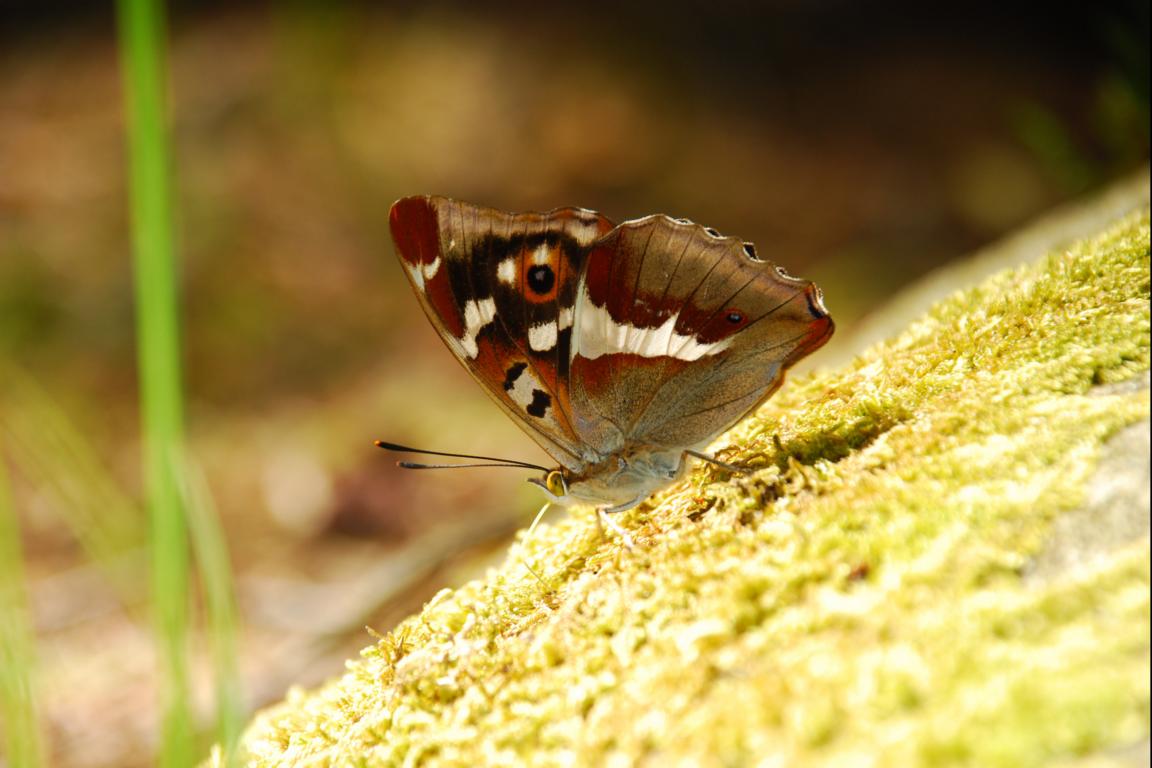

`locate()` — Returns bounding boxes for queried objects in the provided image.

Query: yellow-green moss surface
[226,211,1151,767]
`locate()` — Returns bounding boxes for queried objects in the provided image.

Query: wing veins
[624,224,657,354]
[457,205,583,465]
[623,250,756,437]
[477,208,584,458]
[669,271,759,359]
[626,327,814,443]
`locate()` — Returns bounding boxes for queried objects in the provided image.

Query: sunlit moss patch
[221,210,1150,768]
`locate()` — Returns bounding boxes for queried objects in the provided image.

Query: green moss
[223,211,1150,767]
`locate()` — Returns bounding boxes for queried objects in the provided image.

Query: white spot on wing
[531,244,552,265]
[505,369,537,410]
[459,298,496,358]
[574,290,732,362]
[528,321,558,351]
[566,219,606,245]
[421,256,441,281]
[404,261,424,290]
[558,307,573,331]
[497,257,516,285]
[504,366,560,427]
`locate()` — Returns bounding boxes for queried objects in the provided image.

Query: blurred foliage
[1012,1,1149,195]
[0,2,1147,415]
[0,436,47,768]
[2,366,145,579]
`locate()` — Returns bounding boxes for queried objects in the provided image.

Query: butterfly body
[533,446,690,513]
[389,196,833,511]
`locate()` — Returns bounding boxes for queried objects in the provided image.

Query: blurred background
[0,1,1147,765]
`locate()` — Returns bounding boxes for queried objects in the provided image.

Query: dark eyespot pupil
[705,227,720,237]
[742,242,757,259]
[527,265,555,294]
[726,311,744,324]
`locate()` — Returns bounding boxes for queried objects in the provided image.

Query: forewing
[390,196,614,470]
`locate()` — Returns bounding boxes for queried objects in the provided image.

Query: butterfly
[386,196,833,513]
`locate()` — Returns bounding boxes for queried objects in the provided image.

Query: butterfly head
[528,449,690,512]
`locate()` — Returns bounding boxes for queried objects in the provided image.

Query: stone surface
[215,205,1151,768]
[1028,372,1151,584]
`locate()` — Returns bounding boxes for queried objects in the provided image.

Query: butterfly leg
[601,496,644,514]
[595,506,637,549]
[685,449,747,475]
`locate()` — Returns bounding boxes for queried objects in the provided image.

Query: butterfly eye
[545,470,567,497]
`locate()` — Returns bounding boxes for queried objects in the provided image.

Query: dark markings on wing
[502,361,527,391]
[389,195,614,470]
[527,389,551,418]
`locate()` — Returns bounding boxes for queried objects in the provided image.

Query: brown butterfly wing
[568,215,833,455]
[390,196,614,471]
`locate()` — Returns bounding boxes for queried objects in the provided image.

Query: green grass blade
[116,0,194,763]
[185,462,245,762]
[0,443,46,768]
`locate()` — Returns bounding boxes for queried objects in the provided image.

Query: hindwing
[568,215,834,456]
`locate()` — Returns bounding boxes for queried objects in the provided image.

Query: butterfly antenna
[375,440,551,472]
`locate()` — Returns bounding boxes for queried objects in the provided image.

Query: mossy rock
[221,207,1151,767]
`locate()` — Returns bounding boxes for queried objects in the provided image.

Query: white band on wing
[574,292,733,361]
